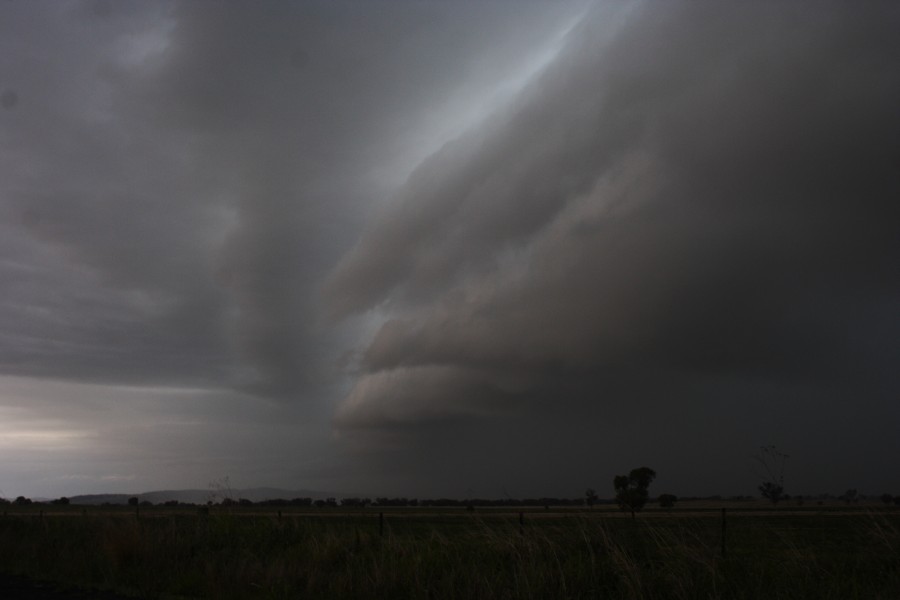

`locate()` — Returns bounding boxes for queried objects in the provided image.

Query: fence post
[721,507,727,558]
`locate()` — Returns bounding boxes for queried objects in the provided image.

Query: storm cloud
[1,1,898,499]
[325,2,900,493]
[1,1,580,394]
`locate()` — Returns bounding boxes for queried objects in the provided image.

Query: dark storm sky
[1,0,898,500]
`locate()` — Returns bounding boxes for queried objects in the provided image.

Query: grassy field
[0,503,898,599]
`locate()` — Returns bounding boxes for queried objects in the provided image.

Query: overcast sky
[1,0,898,501]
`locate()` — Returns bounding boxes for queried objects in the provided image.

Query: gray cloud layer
[1,1,597,497]
[325,2,900,493]
[1,1,576,395]
[1,1,898,498]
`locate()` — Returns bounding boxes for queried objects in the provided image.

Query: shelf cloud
[1,1,898,499]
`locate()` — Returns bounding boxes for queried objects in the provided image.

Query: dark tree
[14,496,32,506]
[127,497,139,507]
[585,488,598,509]
[759,481,785,505]
[613,467,656,519]
[754,445,788,505]
[658,493,677,509]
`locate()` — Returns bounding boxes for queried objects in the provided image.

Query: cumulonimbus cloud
[327,1,900,431]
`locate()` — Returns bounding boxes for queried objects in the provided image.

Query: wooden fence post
[721,507,727,558]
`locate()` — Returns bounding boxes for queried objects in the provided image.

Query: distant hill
[68,487,337,505]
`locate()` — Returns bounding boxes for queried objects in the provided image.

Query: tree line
[5,447,899,510]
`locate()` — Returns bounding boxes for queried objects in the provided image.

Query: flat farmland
[1,504,898,599]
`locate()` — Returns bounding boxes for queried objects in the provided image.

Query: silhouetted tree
[759,482,785,504]
[658,493,677,509]
[613,467,656,519]
[14,496,32,505]
[754,445,788,504]
[128,497,139,507]
[52,497,70,505]
[585,488,598,509]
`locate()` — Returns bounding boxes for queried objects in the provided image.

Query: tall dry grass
[0,507,897,599]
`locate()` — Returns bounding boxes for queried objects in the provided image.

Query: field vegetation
[0,501,898,599]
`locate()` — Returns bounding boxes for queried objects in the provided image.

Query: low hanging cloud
[0,0,578,397]
[328,1,900,432]
[2,1,899,498]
